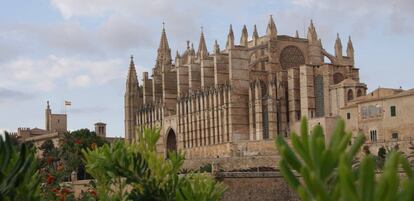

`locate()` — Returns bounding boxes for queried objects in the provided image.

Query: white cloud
[69,75,92,88]
[288,0,414,34]
[0,55,125,92]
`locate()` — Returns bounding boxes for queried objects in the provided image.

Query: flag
[65,100,72,106]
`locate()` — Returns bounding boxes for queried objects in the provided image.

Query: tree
[83,127,226,201]
[38,139,75,201]
[37,129,107,201]
[276,117,414,201]
[0,132,41,201]
[60,129,107,180]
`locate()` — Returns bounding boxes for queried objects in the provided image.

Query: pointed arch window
[357,89,363,97]
[314,75,324,117]
[347,89,354,101]
[261,81,269,139]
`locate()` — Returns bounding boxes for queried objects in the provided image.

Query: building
[341,88,414,154]
[10,101,67,156]
[13,102,118,155]
[17,101,67,142]
[124,16,374,161]
[94,122,107,138]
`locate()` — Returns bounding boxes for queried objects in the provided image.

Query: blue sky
[0,0,413,137]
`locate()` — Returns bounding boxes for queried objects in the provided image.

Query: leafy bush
[276,117,414,201]
[83,127,226,201]
[0,133,41,201]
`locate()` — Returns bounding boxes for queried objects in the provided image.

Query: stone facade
[124,16,371,159]
[341,88,414,154]
[217,172,299,201]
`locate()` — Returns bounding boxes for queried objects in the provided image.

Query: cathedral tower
[125,56,140,141]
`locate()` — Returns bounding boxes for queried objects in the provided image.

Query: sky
[0,0,413,137]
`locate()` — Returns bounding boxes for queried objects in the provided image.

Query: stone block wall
[217,172,299,201]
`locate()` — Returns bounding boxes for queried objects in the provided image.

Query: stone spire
[197,27,208,59]
[226,24,234,50]
[176,50,180,59]
[175,50,181,66]
[189,43,196,63]
[295,30,299,38]
[214,40,220,54]
[125,55,139,141]
[240,25,248,47]
[252,24,259,45]
[190,43,195,56]
[307,20,318,43]
[126,55,139,89]
[266,15,277,39]
[346,36,354,59]
[155,25,172,70]
[334,33,343,58]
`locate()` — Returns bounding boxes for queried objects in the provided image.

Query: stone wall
[69,172,298,201]
[217,172,299,201]
[183,155,280,171]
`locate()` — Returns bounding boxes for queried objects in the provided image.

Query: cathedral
[124,16,368,159]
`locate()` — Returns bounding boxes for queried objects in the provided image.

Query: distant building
[93,122,121,143]
[12,101,120,156]
[15,101,67,140]
[341,88,414,154]
[94,122,107,138]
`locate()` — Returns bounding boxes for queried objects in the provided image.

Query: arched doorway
[166,128,177,153]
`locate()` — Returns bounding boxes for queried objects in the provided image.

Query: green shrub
[276,117,414,201]
[0,133,41,201]
[83,127,226,201]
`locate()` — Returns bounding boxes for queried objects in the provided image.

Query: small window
[58,120,60,123]
[390,106,396,117]
[347,112,351,119]
[392,132,398,140]
[370,130,377,142]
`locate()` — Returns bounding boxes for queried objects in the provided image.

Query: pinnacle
[253,24,259,38]
[130,55,134,65]
[240,25,248,46]
[226,24,235,49]
[126,55,138,85]
[197,27,208,58]
[266,15,277,38]
[307,19,318,42]
[155,24,172,69]
[228,24,234,36]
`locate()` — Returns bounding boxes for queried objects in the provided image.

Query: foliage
[276,117,414,201]
[37,129,107,200]
[60,129,107,177]
[83,127,226,201]
[39,139,76,201]
[0,132,41,201]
